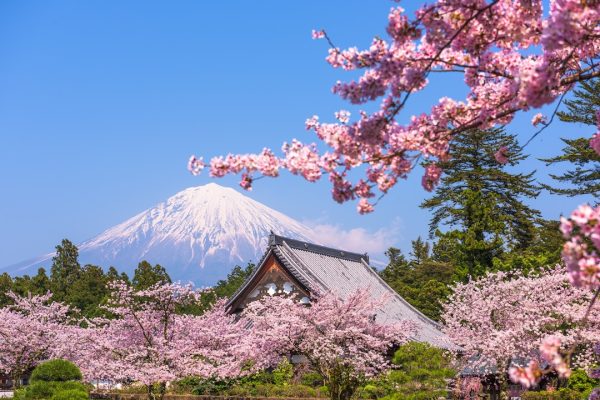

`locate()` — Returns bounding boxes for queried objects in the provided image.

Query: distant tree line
[0,238,255,317]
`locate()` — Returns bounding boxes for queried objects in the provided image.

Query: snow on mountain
[4,183,320,285]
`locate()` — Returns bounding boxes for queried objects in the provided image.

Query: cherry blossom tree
[189,0,599,213]
[243,289,415,400]
[0,292,73,388]
[74,281,253,400]
[442,265,600,389]
[188,1,600,394]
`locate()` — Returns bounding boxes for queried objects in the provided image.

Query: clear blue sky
[0,1,595,268]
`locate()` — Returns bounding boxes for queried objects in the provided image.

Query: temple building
[227,233,453,349]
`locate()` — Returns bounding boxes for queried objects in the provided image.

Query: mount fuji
[4,183,321,285]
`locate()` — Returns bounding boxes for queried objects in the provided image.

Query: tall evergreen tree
[421,128,541,278]
[541,79,600,199]
[31,267,50,295]
[0,272,13,307]
[50,239,82,301]
[132,261,171,290]
[67,264,110,318]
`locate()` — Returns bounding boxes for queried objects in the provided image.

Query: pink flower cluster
[560,204,600,289]
[0,284,408,391]
[243,289,414,380]
[531,113,547,127]
[508,361,543,389]
[443,265,600,379]
[0,292,74,381]
[508,336,572,388]
[190,0,600,211]
[494,146,509,165]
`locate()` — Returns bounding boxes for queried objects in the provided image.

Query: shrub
[300,371,324,387]
[520,388,582,400]
[50,389,88,400]
[567,369,599,395]
[15,361,87,400]
[14,381,88,400]
[30,360,82,383]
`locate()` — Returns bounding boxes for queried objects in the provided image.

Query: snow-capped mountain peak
[4,183,319,285]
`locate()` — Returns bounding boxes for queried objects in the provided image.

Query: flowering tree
[75,282,253,400]
[442,265,600,389]
[188,1,600,395]
[243,289,414,400]
[189,0,599,213]
[0,292,73,388]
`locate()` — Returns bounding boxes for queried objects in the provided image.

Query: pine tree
[421,128,541,278]
[31,268,50,295]
[541,79,600,198]
[0,272,13,307]
[67,264,110,317]
[132,261,171,290]
[50,239,82,301]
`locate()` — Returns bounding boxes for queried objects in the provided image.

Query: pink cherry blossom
[531,113,547,127]
[335,110,351,124]
[0,292,74,388]
[591,133,600,156]
[311,29,325,40]
[190,0,600,212]
[560,204,600,290]
[494,146,509,164]
[244,289,414,398]
[187,155,204,176]
[357,198,374,214]
[443,265,600,380]
[508,361,542,389]
[72,282,254,393]
[421,163,442,192]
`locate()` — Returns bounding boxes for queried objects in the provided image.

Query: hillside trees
[132,261,172,290]
[379,241,454,321]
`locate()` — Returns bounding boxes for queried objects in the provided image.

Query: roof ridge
[270,233,369,263]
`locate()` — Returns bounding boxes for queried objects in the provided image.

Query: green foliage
[65,264,109,318]
[50,239,82,302]
[379,242,455,321]
[50,388,88,400]
[0,272,13,307]
[301,371,325,387]
[421,127,541,252]
[16,361,86,400]
[30,268,51,295]
[520,388,583,400]
[15,381,88,400]
[30,359,82,383]
[371,342,455,400]
[272,358,294,386]
[132,261,171,290]
[541,78,600,198]
[195,262,255,312]
[566,369,599,395]
[172,359,327,398]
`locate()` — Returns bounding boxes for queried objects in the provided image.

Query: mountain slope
[4,184,319,285]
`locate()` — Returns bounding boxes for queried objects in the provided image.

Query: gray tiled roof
[227,233,455,349]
